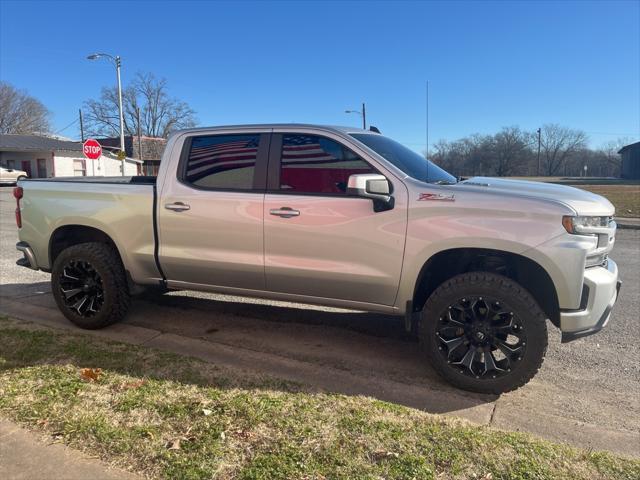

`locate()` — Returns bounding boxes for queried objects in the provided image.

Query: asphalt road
[0,186,638,456]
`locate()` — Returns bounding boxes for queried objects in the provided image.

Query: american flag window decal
[280,135,377,194]
[185,134,259,189]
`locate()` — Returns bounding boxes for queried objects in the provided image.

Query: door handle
[165,202,191,212]
[269,207,300,218]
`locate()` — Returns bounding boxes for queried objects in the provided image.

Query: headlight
[562,216,611,234]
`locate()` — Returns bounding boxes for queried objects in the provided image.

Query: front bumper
[560,259,620,342]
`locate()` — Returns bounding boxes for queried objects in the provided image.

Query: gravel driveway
[1,186,638,456]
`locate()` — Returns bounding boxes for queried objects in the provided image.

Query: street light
[345,102,366,130]
[87,52,126,176]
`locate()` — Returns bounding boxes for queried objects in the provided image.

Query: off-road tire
[419,272,547,394]
[51,242,131,329]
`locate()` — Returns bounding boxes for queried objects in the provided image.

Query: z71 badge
[418,193,455,201]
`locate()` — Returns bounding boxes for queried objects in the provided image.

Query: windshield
[351,133,456,184]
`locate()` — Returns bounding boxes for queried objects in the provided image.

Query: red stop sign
[83,139,102,160]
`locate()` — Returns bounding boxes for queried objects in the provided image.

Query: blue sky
[1,0,638,150]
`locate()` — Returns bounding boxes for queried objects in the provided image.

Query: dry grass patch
[1,317,638,480]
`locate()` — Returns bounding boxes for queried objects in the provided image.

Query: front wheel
[420,272,548,394]
[51,242,131,329]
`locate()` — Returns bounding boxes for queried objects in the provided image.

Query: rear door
[263,130,408,306]
[158,130,270,290]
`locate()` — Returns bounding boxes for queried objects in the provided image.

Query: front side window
[184,134,260,189]
[280,135,376,194]
[351,133,457,185]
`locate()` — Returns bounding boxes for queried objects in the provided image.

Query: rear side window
[183,134,260,190]
[279,134,376,194]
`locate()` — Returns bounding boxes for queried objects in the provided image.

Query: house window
[73,159,86,176]
[6,160,16,169]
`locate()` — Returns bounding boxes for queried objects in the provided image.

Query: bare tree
[539,124,588,176]
[430,134,497,178]
[429,127,634,178]
[489,126,531,176]
[599,137,633,171]
[83,73,197,139]
[0,82,51,134]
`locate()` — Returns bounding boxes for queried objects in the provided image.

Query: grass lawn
[1,317,638,480]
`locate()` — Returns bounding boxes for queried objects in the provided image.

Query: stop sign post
[83,139,102,160]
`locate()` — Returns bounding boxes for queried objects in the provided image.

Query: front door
[20,161,32,177]
[263,132,407,306]
[158,131,270,290]
[37,158,47,178]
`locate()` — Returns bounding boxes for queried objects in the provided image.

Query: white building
[0,134,141,178]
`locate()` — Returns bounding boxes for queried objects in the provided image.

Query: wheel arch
[49,225,122,270]
[411,248,560,328]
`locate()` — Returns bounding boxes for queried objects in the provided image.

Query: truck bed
[17,178,162,283]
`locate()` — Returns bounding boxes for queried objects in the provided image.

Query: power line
[400,130,639,146]
[582,131,639,136]
[54,118,79,135]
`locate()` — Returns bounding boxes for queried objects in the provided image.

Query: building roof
[618,141,640,154]
[0,134,82,152]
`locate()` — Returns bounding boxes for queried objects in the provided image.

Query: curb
[616,222,640,230]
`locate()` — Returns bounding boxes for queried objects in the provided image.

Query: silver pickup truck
[14,124,620,393]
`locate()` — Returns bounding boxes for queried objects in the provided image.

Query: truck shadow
[0,282,498,418]
[136,289,412,340]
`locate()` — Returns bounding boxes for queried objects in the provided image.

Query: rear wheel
[51,242,131,329]
[419,272,547,394]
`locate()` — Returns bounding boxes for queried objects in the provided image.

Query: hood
[455,177,615,216]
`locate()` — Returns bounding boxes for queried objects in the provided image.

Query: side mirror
[347,174,395,212]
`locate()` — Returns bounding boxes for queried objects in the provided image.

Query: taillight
[13,186,23,228]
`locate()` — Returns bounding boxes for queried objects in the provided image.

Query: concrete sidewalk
[0,419,140,480]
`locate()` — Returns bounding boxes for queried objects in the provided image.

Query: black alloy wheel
[435,296,526,379]
[51,242,131,329]
[57,259,105,317]
[420,272,547,394]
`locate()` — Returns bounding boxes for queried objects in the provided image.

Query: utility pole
[536,127,542,176]
[136,107,143,161]
[78,109,85,142]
